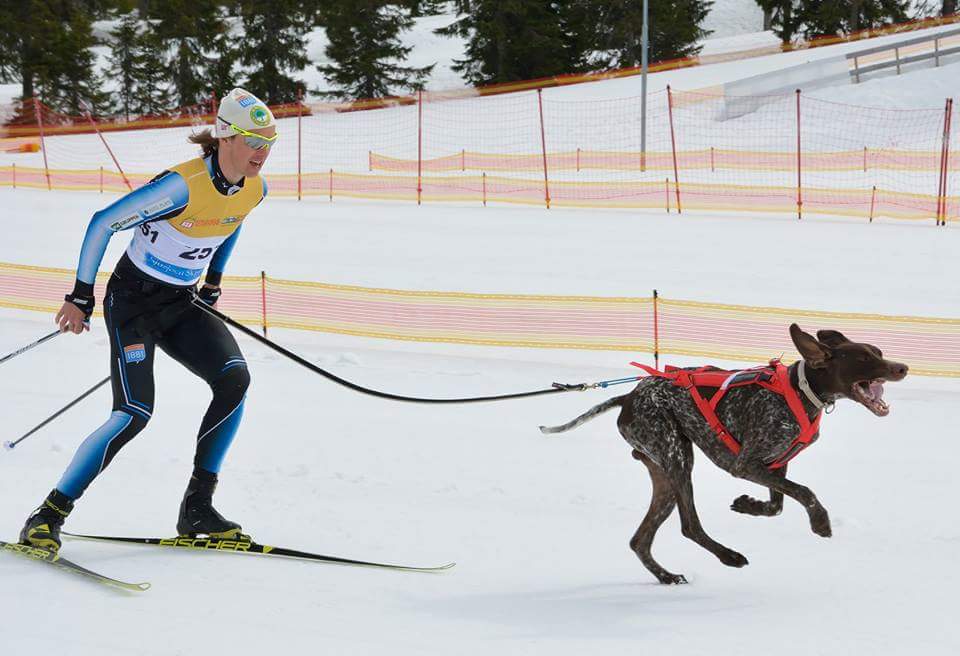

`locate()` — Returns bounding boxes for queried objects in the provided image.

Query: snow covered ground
[1,188,959,655]
[2,5,960,654]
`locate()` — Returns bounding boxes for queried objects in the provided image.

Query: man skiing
[19,88,277,552]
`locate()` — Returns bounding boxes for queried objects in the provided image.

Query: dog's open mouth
[851,379,889,416]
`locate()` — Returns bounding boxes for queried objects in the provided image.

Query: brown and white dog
[540,324,908,584]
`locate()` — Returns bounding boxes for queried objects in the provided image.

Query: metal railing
[848,26,960,83]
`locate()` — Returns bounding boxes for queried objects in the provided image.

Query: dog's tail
[539,395,625,435]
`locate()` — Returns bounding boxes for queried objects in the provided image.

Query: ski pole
[0,329,62,366]
[3,375,111,452]
[190,296,586,404]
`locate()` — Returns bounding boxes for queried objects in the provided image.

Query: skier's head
[214,88,277,178]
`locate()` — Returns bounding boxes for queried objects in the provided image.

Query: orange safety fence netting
[2,261,958,378]
[0,166,953,221]
[6,85,960,224]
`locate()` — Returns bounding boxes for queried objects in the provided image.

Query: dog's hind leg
[731,465,786,517]
[670,441,749,569]
[629,450,686,585]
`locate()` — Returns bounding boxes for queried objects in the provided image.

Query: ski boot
[19,489,74,553]
[177,469,248,541]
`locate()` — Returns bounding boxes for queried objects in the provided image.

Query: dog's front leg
[731,465,786,517]
[730,459,831,537]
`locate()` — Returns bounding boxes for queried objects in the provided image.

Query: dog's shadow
[424,579,758,638]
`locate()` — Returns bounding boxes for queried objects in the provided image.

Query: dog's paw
[731,494,782,517]
[730,495,766,515]
[657,573,689,585]
[718,548,749,568]
[810,508,832,538]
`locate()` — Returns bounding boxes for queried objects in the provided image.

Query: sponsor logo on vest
[124,344,146,364]
[236,94,256,108]
[180,217,233,228]
[222,216,241,224]
[142,197,175,217]
[110,213,141,231]
[144,252,203,282]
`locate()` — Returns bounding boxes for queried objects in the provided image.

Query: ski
[63,532,455,573]
[0,540,151,592]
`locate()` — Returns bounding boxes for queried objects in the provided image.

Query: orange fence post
[937,98,953,226]
[946,99,953,225]
[796,89,802,220]
[84,106,132,191]
[297,88,303,202]
[652,289,660,370]
[33,98,51,191]
[666,86,681,213]
[417,89,423,205]
[869,185,877,222]
[537,88,551,209]
[260,271,268,337]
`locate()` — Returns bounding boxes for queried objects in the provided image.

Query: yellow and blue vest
[76,153,267,288]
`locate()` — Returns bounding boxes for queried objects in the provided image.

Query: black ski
[0,540,151,592]
[63,532,455,573]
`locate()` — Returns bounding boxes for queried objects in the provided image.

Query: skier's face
[221,125,276,178]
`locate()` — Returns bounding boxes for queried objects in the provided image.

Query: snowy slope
[1,189,959,655]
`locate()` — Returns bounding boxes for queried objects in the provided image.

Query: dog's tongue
[869,381,885,400]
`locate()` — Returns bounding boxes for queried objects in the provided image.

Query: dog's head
[789,324,908,417]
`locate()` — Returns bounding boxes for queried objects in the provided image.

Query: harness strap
[765,362,822,469]
[631,360,823,470]
[632,363,743,454]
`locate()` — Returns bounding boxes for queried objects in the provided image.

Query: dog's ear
[816,329,850,347]
[790,323,831,368]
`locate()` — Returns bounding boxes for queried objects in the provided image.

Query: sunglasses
[222,120,279,150]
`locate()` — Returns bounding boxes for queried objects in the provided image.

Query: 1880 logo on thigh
[124,344,146,364]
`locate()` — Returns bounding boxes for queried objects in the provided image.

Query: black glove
[64,291,95,320]
[197,285,222,306]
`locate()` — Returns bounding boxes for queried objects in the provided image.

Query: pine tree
[35,2,111,116]
[107,10,173,119]
[798,0,908,35]
[107,11,142,119]
[236,0,312,104]
[209,27,240,96]
[318,0,434,100]
[0,1,110,114]
[585,0,713,67]
[129,28,175,116]
[756,0,909,42]
[151,0,226,107]
[755,1,803,42]
[437,0,583,85]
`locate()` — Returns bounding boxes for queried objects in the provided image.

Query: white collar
[797,360,826,411]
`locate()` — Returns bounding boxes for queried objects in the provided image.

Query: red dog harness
[630,360,822,469]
